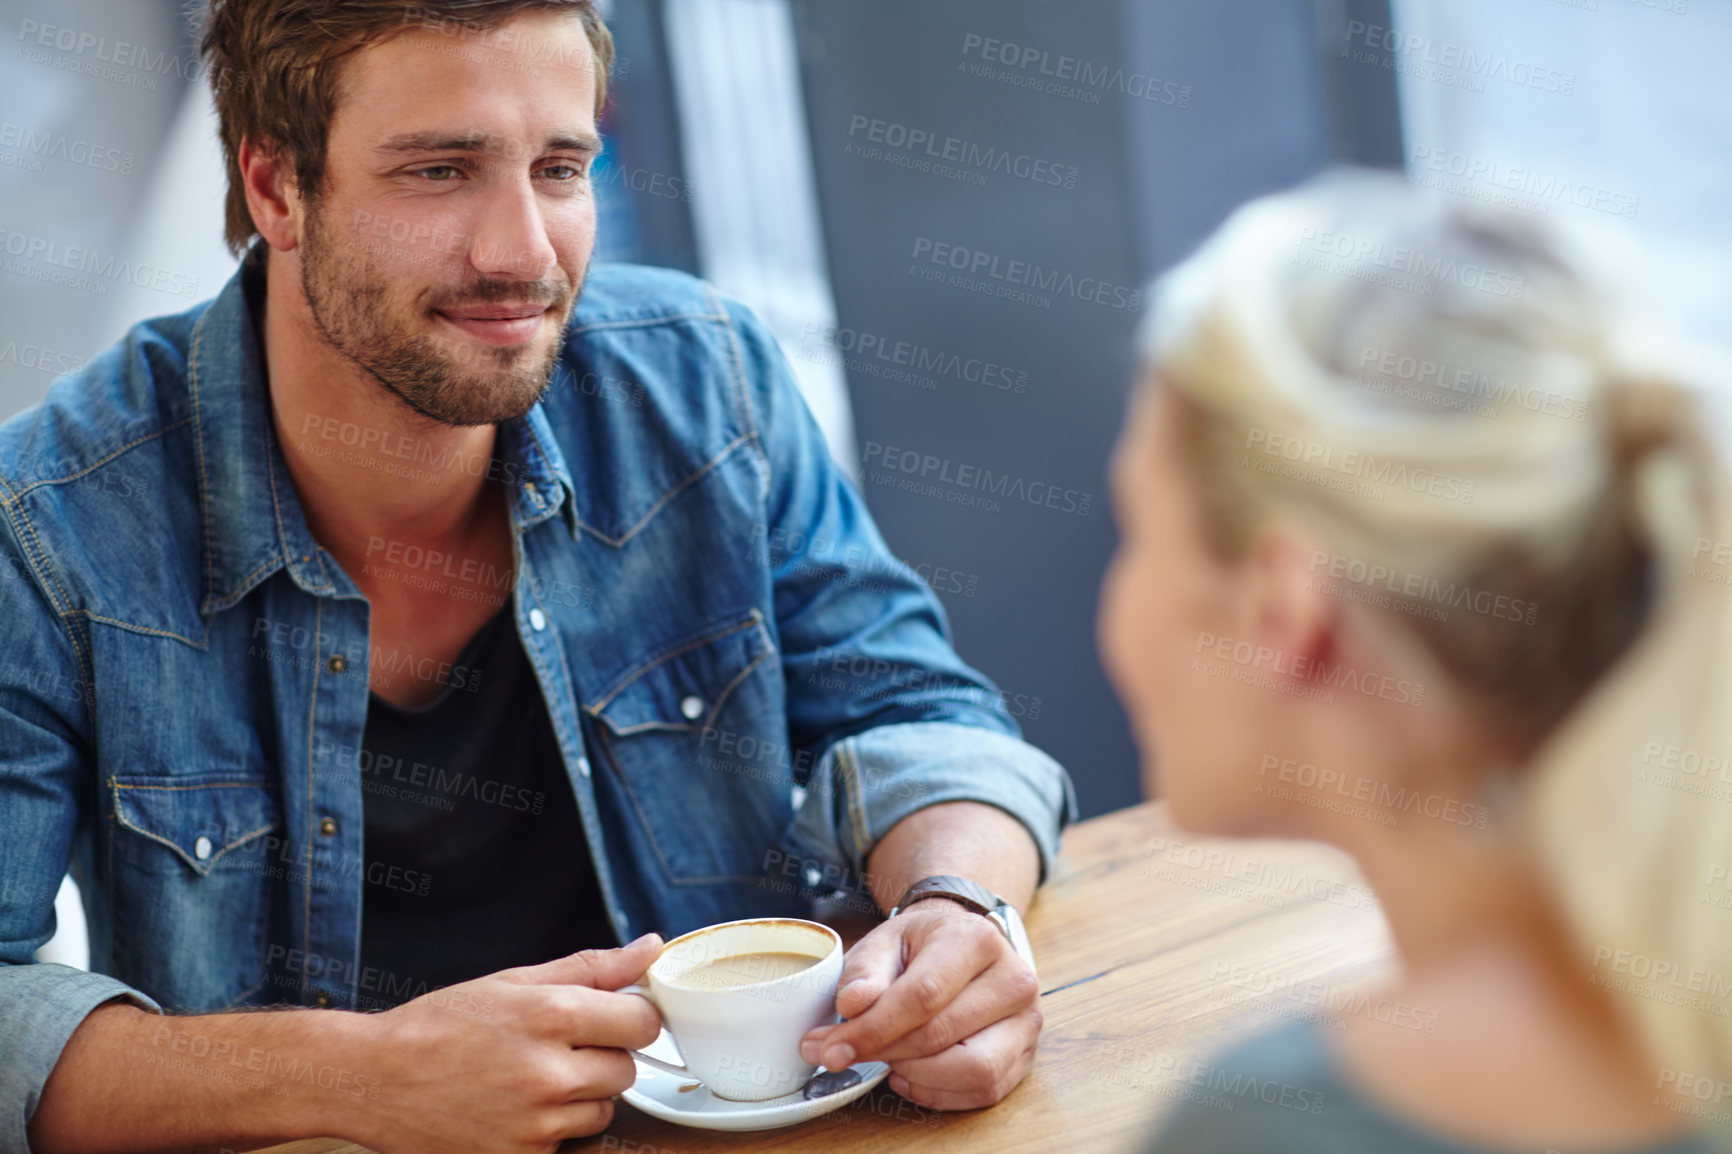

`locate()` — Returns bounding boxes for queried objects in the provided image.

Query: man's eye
[415,165,463,181]
[540,163,586,181]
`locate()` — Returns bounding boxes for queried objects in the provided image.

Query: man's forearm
[27,1001,378,1154]
[863,800,1041,914]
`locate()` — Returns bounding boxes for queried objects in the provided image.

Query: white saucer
[620,1029,890,1132]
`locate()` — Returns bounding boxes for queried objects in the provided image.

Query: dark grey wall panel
[794,0,1398,819]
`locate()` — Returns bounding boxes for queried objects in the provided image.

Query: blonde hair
[1139,169,1732,1091]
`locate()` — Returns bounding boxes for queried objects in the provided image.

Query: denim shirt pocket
[584,608,788,883]
[107,773,282,1010]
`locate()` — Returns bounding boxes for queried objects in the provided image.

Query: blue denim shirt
[0,247,1075,1151]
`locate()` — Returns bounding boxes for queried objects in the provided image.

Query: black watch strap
[892,874,1000,917]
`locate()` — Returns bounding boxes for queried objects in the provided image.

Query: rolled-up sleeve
[0,965,162,1154]
[0,509,162,1154]
[787,720,1074,885]
[718,294,1079,888]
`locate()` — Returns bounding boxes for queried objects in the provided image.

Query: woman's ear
[1243,523,1340,681]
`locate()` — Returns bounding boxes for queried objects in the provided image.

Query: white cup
[621,917,843,1102]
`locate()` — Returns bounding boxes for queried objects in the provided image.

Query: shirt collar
[189,242,577,617]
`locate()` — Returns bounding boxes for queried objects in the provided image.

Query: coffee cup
[620,917,843,1102]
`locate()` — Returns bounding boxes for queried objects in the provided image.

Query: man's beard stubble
[298,205,581,428]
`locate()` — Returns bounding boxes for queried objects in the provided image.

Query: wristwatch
[889,875,1036,971]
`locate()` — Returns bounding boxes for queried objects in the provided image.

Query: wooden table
[256,801,1396,1154]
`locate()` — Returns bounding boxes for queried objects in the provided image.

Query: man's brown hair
[201,0,615,257]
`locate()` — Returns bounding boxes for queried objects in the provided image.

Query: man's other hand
[798,901,1041,1110]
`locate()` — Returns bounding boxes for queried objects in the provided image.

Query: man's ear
[1243,523,1339,678]
[238,137,302,252]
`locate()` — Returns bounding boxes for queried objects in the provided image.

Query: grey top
[1144,1021,1719,1154]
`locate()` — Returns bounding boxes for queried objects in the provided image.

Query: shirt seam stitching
[711,293,766,478]
[584,609,764,712]
[75,611,207,648]
[842,740,872,861]
[301,596,323,1000]
[189,308,217,608]
[2,498,90,685]
[572,432,757,548]
[0,416,195,503]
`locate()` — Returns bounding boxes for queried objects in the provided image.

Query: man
[0,2,1074,1152]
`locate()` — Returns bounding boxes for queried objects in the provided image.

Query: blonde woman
[1099,171,1731,1152]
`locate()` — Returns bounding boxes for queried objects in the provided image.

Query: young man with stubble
[0,3,1074,1151]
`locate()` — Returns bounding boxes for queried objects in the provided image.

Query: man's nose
[466,174,558,281]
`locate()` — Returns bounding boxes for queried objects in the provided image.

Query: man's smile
[433,302,551,346]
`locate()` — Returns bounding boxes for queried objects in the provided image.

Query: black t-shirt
[356,604,614,1010]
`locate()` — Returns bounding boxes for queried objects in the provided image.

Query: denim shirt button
[327,654,346,674]
[193,836,212,861]
[313,991,331,1007]
[679,695,705,721]
[318,817,338,837]
[529,607,547,632]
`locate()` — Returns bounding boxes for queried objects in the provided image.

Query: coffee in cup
[621,918,843,1102]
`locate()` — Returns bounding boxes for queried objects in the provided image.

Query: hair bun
[1606,372,1690,473]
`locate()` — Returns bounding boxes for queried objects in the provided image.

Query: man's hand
[352,934,664,1154]
[798,901,1041,1111]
